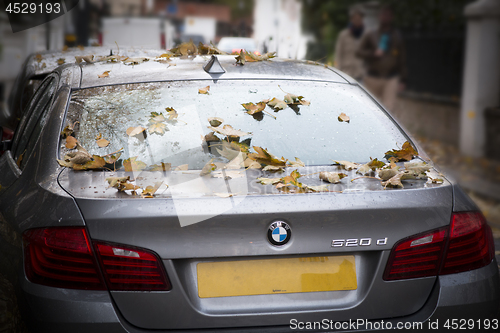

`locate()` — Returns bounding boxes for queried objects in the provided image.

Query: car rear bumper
[21,259,500,333]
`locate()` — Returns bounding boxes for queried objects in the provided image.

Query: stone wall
[391,95,460,146]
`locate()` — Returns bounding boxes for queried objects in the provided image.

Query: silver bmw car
[0,48,499,333]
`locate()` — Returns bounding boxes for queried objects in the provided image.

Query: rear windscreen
[63,80,407,170]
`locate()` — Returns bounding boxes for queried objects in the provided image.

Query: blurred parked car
[0,51,498,332]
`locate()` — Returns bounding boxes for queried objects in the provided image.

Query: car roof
[75,54,351,89]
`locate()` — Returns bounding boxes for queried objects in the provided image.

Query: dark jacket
[356,28,407,83]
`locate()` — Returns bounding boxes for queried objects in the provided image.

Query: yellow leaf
[148,122,167,135]
[338,112,350,123]
[96,138,110,147]
[199,86,210,94]
[123,157,147,172]
[126,126,146,137]
[98,70,110,78]
[65,136,78,149]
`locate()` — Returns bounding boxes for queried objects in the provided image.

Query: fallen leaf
[123,57,149,65]
[34,54,42,62]
[208,124,251,138]
[384,141,418,162]
[319,171,347,184]
[96,138,110,147]
[242,102,266,115]
[106,176,141,192]
[304,184,330,192]
[95,133,102,140]
[149,162,171,171]
[98,70,110,78]
[170,41,198,56]
[148,122,167,135]
[61,121,78,138]
[248,146,287,167]
[126,126,146,137]
[165,107,178,121]
[72,155,106,170]
[198,42,227,55]
[208,117,223,127]
[333,160,359,171]
[75,54,94,64]
[235,49,246,65]
[378,168,400,181]
[175,164,189,171]
[244,158,261,169]
[141,181,163,198]
[199,86,210,94]
[57,58,65,65]
[200,159,217,176]
[65,136,78,149]
[283,92,310,106]
[382,173,404,189]
[123,157,147,172]
[104,152,122,164]
[357,158,386,175]
[288,157,305,168]
[263,165,285,172]
[267,97,288,110]
[205,131,220,143]
[338,112,350,123]
[257,177,281,185]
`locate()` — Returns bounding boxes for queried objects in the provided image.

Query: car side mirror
[0,126,12,152]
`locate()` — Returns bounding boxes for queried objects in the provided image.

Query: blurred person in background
[334,6,365,81]
[356,5,406,111]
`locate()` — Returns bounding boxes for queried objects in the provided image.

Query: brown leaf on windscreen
[104,152,122,164]
[199,86,210,94]
[332,160,359,171]
[75,55,94,64]
[34,54,42,62]
[141,182,163,198]
[148,122,167,135]
[165,107,178,121]
[242,102,266,115]
[72,155,106,170]
[338,112,350,123]
[170,41,198,56]
[207,124,251,138]
[384,141,418,162]
[267,98,287,110]
[382,173,404,189]
[208,117,223,127]
[65,136,78,149]
[57,58,65,65]
[96,138,110,148]
[319,171,347,184]
[106,176,140,192]
[97,70,110,78]
[149,162,171,172]
[95,133,102,140]
[123,157,147,172]
[175,164,189,171]
[248,146,287,167]
[126,126,146,137]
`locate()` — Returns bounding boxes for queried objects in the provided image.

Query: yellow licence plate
[197,256,357,298]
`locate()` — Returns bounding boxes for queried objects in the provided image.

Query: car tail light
[24,227,171,291]
[384,211,494,281]
[440,212,494,275]
[383,227,448,280]
[24,227,106,290]
[94,242,171,291]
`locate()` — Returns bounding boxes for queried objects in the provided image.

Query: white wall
[183,16,216,44]
[253,0,307,59]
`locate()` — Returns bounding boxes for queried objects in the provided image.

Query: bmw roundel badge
[268,221,291,246]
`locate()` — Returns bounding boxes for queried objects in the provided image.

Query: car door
[0,74,59,193]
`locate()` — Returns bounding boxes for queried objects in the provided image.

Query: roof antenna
[204,55,225,75]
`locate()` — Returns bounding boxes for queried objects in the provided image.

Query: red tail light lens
[440,212,494,275]
[383,228,448,280]
[384,211,495,281]
[23,227,105,290]
[24,227,171,291]
[94,242,171,291]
